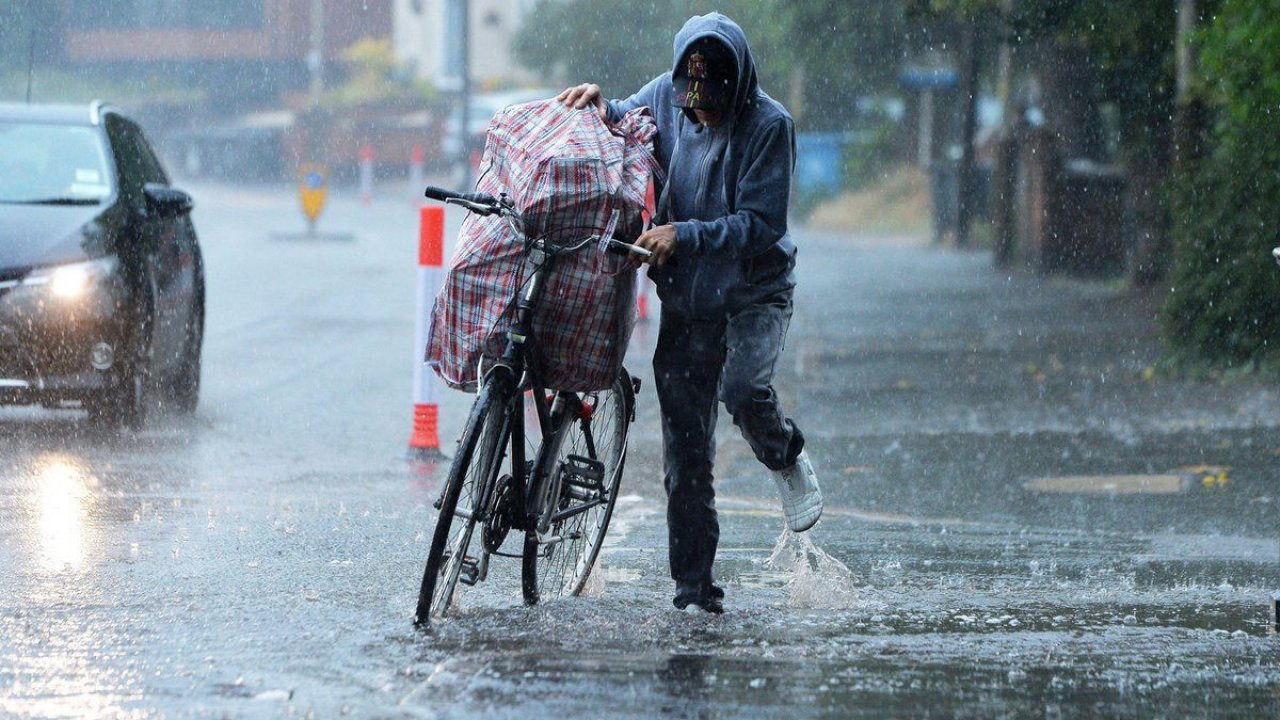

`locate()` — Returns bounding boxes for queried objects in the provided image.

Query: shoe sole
[784,501,823,533]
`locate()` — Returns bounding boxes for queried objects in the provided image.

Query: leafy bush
[843,112,904,192]
[1163,0,1280,368]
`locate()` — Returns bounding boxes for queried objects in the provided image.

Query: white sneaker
[772,450,822,532]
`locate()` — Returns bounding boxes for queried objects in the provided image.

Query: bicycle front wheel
[415,380,511,626]
[522,370,633,605]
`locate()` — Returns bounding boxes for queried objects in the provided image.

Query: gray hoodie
[607,12,796,320]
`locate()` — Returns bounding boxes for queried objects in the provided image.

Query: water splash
[765,528,882,610]
[578,561,605,597]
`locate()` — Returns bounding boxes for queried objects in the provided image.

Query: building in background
[46,1,548,182]
[393,0,543,91]
[63,0,393,114]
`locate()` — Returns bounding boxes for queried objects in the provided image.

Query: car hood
[0,203,109,272]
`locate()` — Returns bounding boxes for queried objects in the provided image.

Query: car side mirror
[144,183,195,218]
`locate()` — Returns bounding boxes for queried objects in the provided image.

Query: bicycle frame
[483,240,588,532]
[418,185,636,610]
[470,223,604,560]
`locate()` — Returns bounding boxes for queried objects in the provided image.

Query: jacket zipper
[689,127,720,312]
[693,128,718,218]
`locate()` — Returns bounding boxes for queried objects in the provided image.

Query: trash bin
[1047,159,1126,276]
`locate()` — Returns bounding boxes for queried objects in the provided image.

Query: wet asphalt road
[1,181,1278,718]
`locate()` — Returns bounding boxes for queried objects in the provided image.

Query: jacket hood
[671,12,759,119]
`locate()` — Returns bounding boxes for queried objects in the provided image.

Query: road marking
[1023,474,1191,495]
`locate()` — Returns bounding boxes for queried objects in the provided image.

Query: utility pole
[308,0,325,107]
[446,0,472,190]
[955,17,980,248]
[459,0,471,190]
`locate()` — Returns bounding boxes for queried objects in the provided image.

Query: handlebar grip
[423,186,499,206]
[422,185,456,202]
[602,238,678,267]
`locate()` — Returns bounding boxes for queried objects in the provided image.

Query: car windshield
[0,122,113,203]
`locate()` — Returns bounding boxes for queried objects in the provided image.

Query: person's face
[693,108,725,127]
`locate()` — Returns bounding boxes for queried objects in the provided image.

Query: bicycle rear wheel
[415,381,511,625]
[522,370,633,605]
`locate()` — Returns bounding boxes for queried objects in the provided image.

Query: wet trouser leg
[655,291,805,600]
[720,291,805,472]
[655,308,724,598]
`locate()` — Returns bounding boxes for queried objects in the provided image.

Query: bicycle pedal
[439,549,482,585]
[562,454,605,486]
[458,556,481,586]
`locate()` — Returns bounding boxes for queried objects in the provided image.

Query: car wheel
[166,289,203,414]
[87,311,153,432]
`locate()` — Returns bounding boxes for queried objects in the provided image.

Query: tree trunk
[1035,40,1105,161]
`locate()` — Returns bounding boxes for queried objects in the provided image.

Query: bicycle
[414,185,645,627]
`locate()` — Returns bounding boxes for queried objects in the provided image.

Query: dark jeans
[653,290,805,600]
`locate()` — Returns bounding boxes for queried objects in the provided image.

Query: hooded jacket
[607,12,796,320]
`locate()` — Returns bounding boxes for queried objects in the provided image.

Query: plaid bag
[425,100,660,392]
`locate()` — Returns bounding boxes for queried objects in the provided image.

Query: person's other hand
[635,224,678,267]
[557,83,607,120]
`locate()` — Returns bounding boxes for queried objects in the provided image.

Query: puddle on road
[390,501,1279,719]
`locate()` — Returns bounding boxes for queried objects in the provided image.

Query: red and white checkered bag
[425,101,660,392]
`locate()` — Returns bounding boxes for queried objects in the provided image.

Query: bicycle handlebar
[424,185,676,264]
[602,237,652,259]
[601,237,678,267]
[423,186,498,206]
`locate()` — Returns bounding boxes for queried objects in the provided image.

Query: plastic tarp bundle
[425,100,659,392]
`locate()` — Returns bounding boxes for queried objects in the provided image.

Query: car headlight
[22,257,118,301]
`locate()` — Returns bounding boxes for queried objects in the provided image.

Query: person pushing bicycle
[559,11,821,615]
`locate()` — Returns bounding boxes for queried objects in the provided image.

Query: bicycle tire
[414,380,511,625]
[521,370,633,605]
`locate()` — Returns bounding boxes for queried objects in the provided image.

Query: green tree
[1164,0,1280,367]
[781,0,908,130]
[511,0,905,130]
[513,0,709,102]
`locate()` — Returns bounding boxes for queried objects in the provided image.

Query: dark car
[0,101,204,430]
